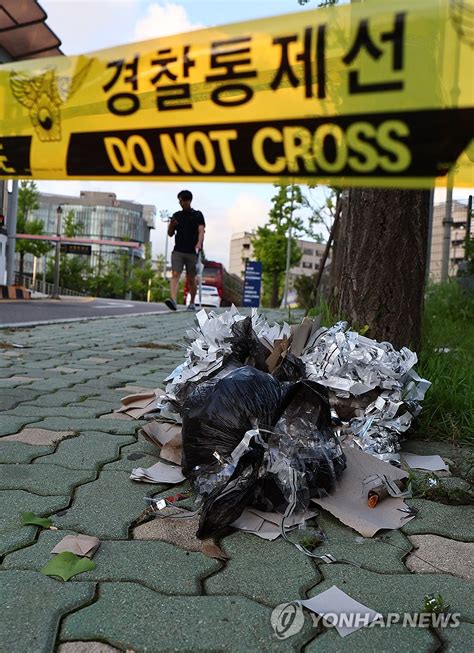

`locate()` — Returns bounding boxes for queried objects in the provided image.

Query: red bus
[184,260,243,306]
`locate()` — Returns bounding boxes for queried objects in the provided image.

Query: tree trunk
[271,270,280,307]
[331,188,430,350]
[19,251,25,279]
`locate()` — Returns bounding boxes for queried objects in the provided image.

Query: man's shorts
[171,251,197,277]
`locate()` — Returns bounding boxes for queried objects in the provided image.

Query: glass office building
[20,190,155,275]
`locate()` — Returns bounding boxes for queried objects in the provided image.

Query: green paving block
[61,583,311,651]
[0,388,41,402]
[306,566,474,622]
[305,623,438,651]
[441,621,474,652]
[27,378,75,392]
[0,464,95,496]
[316,512,412,573]
[0,570,95,653]
[4,529,220,595]
[54,471,160,538]
[402,500,474,541]
[102,438,160,472]
[0,416,33,437]
[206,531,319,607]
[26,417,144,436]
[19,390,99,408]
[34,432,135,470]
[0,490,69,555]
[0,441,54,464]
[4,406,116,420]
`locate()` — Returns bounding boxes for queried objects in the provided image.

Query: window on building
[243,243,250,250]
[303,247,313,256]
[302,261,313,269]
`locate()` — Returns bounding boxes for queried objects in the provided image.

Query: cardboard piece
[311,446,414,537]
[300,585,382,637]
[141,422,182,448]
[116,388,165,419]
[159,433,183,465]
[130,461,185,484]
[402,453,449,472]
[289,317,314,357]
[231,507,317,540]
[51,534,100,558]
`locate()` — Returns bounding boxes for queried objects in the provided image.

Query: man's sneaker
[165,298,177,311]
[187,303,196,311]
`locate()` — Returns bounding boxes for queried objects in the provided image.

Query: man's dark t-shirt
[172,209,205,254]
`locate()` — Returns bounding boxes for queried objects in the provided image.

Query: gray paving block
[406,535,474,580]
[1,570,95,653]
[4,406,116,420]
[58,642,120,653]
[21,390,100,407]
[0,396,23,412]
[0,464,95,495]
[0,388,42,403]
[441,621,474,652]
[0,490,69,556]
[4,529,220,595]
[25,417,144,436]
[34,432,135,470]
[305,623,438,652]
[307,565,474,622]
[206,531,319,606]
[402,499,474,541]
[0,416,34,437]
[316,511,412,573]
[102,438,160,472]
[54,471,160,538]
[27,378,76,392]
[61,582,311,651]
[0,441,54,464]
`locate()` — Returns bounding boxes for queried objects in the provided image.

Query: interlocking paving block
[206,531,319,606]
[22,390,99,407]
[103,438,160,472]
[58,642,120,653]
[2,428,75,445]
[402,500,474,541]
[1,570,95,653]
[0,416,34,437]
[0,388,42,403]
[79,357,112,364]
[26,417,144,436]
[441,621,474,652]
[306,566,474,622]
[305,623,438,652]
[406,535,474,580]
[0,396,19,411]
[35,432,135,470]
[61,583,311,651]
[0,441,54,463]
[0,490,69,556]
[5,406,114,420]
[0,464,95,495]
[316,511,412,573]
[55,471,158,538]
[4,529,220,594]
[0,375,43,385]
[27,378,76,392]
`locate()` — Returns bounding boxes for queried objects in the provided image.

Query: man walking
[165,190,205,311]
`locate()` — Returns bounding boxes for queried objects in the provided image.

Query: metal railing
[14,274,89,298]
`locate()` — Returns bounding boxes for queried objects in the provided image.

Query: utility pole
[283,185,295,309]
[6,180,18,286]
[51,205,63,299]
[440,181,453,282]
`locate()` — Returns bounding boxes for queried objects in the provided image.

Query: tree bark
[331,188,430,350]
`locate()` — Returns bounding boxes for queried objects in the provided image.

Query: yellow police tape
[0,0,473,188]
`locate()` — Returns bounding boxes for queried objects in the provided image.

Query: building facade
[18,190,155,276]
[429,199,472,281]
[229,231,328,286]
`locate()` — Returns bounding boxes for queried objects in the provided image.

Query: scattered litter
[402,453,449,472]
[116,388,165,419]
[299,585,382,637]
[130,461,185,484]
[40,551,96,582]
[21,512,52,529]
[312,447,414,537]
[51,534,100,558]
[231,507,317,541]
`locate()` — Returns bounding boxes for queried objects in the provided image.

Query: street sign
[243,261,262,308]
[60,243,92,256]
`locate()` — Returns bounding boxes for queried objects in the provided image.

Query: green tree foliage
[303,186,340,242]
[46,255,91,294]
[16,180,51,277]
[63,210,84,237]
[251,183,304,307]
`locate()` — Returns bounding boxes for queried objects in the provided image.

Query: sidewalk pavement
[0,310,472,652]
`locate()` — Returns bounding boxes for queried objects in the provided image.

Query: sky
[37,0,471,266]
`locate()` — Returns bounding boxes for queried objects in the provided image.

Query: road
[0,297,177,326]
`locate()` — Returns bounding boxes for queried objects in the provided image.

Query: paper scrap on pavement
[116,388,165,419]
[300,585,382,637]
[130,461,185,484]
[312,446,414,537]
[159,433,183,465]
[402,453,449,472]
[141,421,182,448]
[51,534,101,558]
[231,508,317,540]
